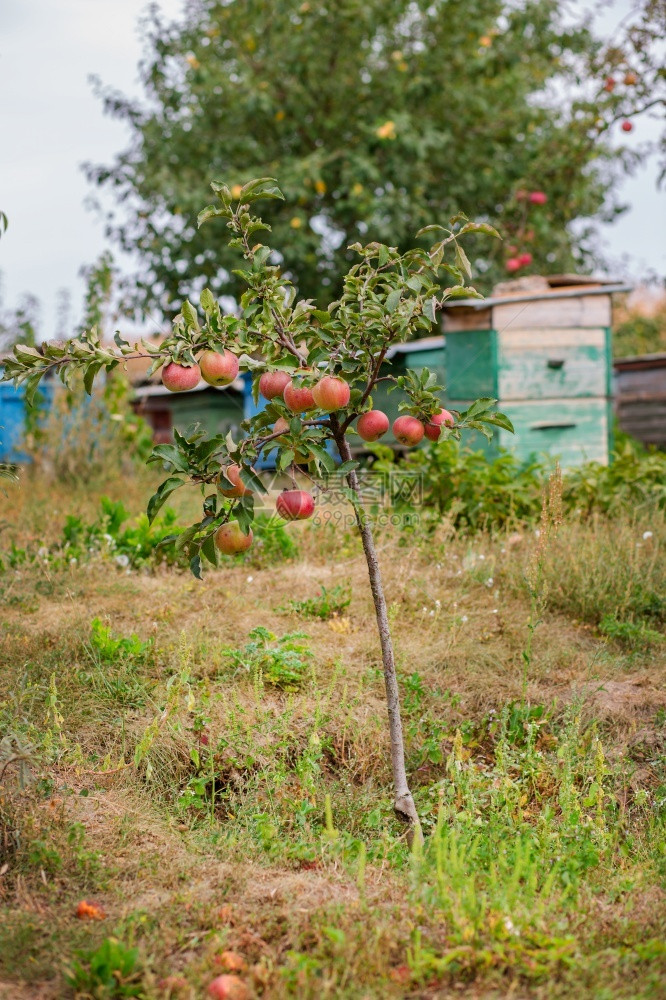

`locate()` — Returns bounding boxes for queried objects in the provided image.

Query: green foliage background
[89,0,656,314]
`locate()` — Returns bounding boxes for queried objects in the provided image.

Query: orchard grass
[1,472,665,999]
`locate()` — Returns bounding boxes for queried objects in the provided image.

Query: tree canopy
[89,0,664,315]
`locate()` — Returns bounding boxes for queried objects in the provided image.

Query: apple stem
[330,416,423,844]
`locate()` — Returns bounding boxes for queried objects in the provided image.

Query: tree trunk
[332,420,422,843]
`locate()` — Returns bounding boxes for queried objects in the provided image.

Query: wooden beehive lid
[442,274,632,332]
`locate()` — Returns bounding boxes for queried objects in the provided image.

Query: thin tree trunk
[331,419,422,842]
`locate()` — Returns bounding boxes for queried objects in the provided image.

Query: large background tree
[89,0,664,315]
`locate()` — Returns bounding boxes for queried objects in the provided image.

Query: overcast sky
[0,0,663,338]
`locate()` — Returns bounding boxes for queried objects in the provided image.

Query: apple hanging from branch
[1,177,513,841]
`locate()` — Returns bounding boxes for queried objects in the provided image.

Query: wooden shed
[613,353,666,450]
[441,275,630,467]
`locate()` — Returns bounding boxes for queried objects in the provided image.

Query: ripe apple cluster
[160,356,456,556]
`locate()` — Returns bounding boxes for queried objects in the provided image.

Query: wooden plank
[497,398,608,467]
[444,329,496,398]
[492,294,611,331]
[442,307,492,332]
[497,328,607,399]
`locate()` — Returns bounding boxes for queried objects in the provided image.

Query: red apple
[311,375,351,412]
[199,349,239,386]
[621,120,633,132]
[528,191,547,205]
[518,252,533,266]
[284,379,316,413]
[393,415,425,446]
[424,408,454,441]
[215,522,253,554]
[603,76,616,92]
[357,410,390,442]
[161,361,200,392]
[207,975,250,1000]
[273,416,291,438]
[273,417,310,462]
[218,464,252,498]
[506,257,522,273]
[276,489,315,520]
[259,370,291,400]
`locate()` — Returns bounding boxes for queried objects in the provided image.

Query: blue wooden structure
[0,378,54,463]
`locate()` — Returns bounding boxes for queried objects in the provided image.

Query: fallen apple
[207,975,250,1000]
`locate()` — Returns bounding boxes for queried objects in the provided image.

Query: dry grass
[1,472,665,998]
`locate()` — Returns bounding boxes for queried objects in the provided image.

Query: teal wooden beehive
[441,276,630,467]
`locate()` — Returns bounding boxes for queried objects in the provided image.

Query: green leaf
[147,477,185,523]
[458,222,501,239]
[148,444,190,472]
[181,300,199,330]
[239,466,267,494]
[385,288,401,313]
[454,241,472,280]
[83,360,106,396]
[239,177,285,202]
[190,553,202,579]
[308,443,335,473]
[423,297,437,323]
[201,532,219,566]
[197,204,227,228]
[463,397,497,420]
[337,460,359,474]
[484,411,515,433]
[200,287,216,312]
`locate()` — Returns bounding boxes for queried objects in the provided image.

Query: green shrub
[279,583,352,620]
[65,937,142,998]
[369,436,666,533]
[223,627,314,691]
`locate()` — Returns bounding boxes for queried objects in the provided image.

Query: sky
[0,0,664,339]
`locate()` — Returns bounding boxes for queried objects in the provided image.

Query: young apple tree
[2,179,512,840]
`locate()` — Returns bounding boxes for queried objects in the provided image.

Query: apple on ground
[604,76,616,91]
[518,252,533,266]
[357,410,389,442]
[505,257,521,273]
[218,464,252,497]
[199,349,239,386]
[284,379,316,413]
[392,415,425,446]
[207,975,250,1000]
[528,191,547,205]
[215,522,253,554]
[276,489,315,520]
[621,120,633,132]
[162,361,200,392]
[259,370,291,400]
[311,375,351,412]
[624,71,637,85]
[424,408,454,441]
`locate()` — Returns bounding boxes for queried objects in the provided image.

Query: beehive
[441,276,630,467]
